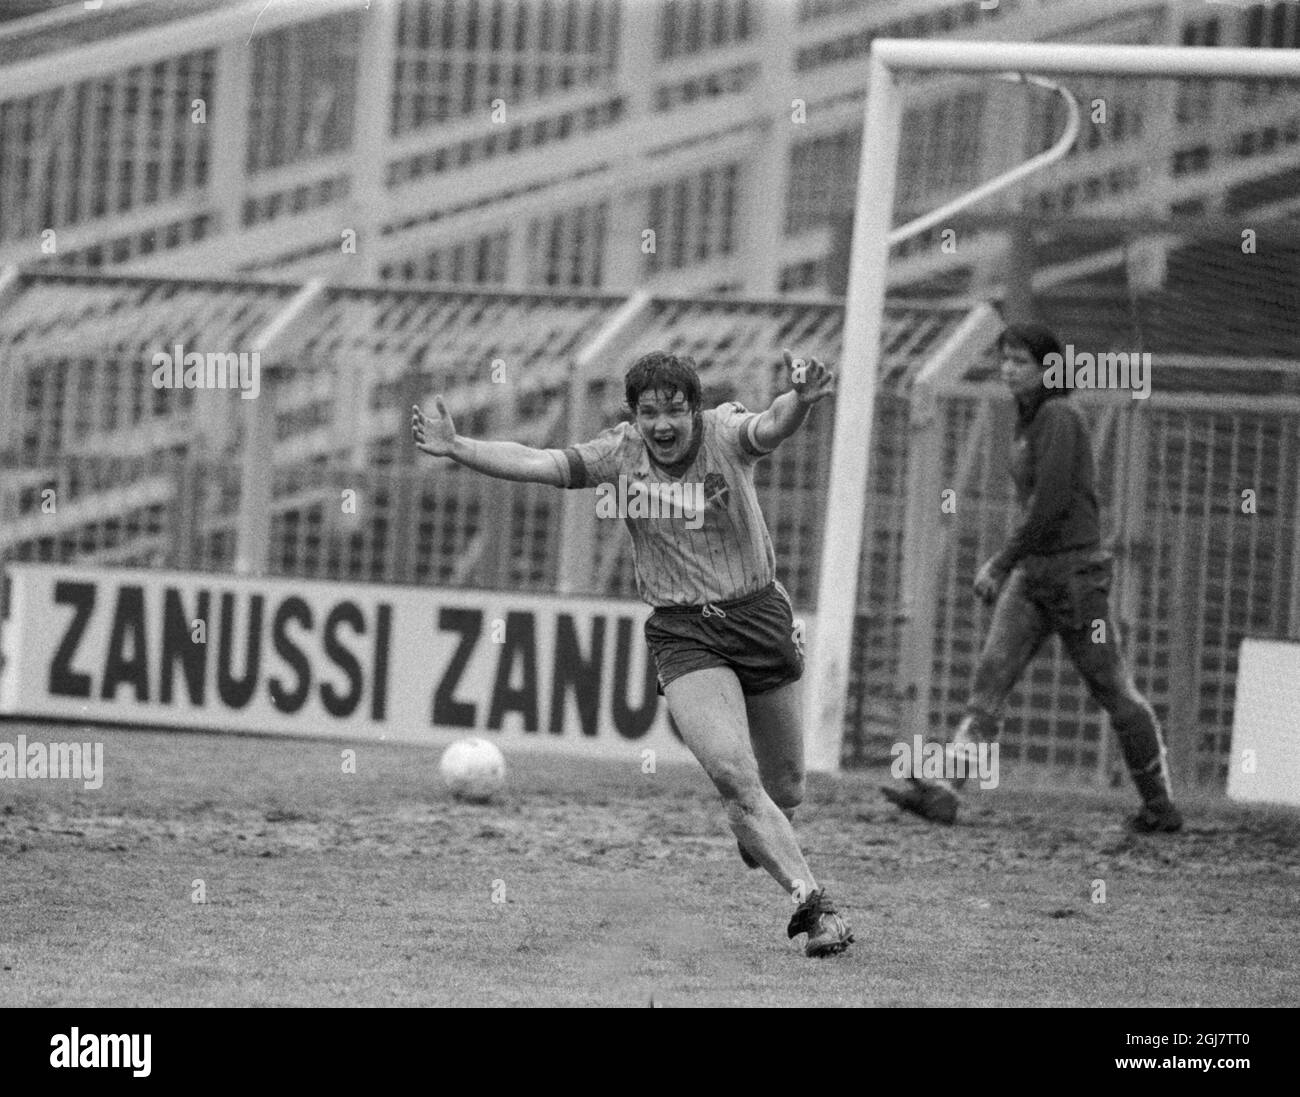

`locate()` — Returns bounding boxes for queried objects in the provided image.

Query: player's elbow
[527,448,568,487]
[749,413,785,454]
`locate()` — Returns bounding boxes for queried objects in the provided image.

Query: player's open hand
[784,348,835,405]
[973,557,1008,605]
[412,398,456,458]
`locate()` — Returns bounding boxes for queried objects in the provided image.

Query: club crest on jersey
[703,472,730,511]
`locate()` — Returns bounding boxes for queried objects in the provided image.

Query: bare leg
[745,679,805,822]
[665,668,815,897]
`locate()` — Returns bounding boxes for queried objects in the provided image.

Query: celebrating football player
[413,349,853,956]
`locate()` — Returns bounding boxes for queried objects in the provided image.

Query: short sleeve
[711,401,772,461]
[560,422,635,489]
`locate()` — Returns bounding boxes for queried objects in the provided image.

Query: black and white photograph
[0,0,1296,1038]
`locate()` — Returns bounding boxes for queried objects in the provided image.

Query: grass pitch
[1,722,1296,1007]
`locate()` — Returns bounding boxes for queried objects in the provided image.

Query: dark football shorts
[643,581,805,696]
[1019,546,1115,633]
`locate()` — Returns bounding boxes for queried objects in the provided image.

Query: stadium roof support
[0,0,359,96]
[894,303,1002,748]
[0,265,28,460]
[807,39,1300,773]
[1292,471,1300,640]
[234,278,329,577]
[557,291,653,595]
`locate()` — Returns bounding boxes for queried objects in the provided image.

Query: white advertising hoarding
[1227,638,1300,807]
[0,563,715,763]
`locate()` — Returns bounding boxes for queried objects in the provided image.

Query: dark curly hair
[997,323,1065,370]
[623,351,702,414]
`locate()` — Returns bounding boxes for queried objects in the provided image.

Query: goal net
[810,39,1300,794]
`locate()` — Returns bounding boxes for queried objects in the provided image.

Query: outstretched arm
[411,399,566,486]
[751,349,836,452]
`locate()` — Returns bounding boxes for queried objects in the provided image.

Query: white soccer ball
[438,737,506,803]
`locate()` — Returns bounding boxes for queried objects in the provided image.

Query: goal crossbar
[806,40,1300,773]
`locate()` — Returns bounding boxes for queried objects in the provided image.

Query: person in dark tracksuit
[882,323,1183,833]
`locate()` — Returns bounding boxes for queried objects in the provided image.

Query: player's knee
[1089,671,1144,718]
[768,768,805,811]
[1110,693,1155,734]
[711,762,764,809]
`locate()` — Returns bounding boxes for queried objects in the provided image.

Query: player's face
[634,388,695,465]
[1000,342,1042,398]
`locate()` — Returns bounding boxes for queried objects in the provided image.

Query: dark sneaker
[738,839,761,869]
[880,780,959,825]
[787,889,854,957]
[1129,801,1183,834]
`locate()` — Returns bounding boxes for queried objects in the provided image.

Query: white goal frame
[806,40,1300,773]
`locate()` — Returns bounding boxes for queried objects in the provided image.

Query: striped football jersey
[553,403,777,607]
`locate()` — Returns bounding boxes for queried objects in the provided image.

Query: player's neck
[1014,381,1065,424]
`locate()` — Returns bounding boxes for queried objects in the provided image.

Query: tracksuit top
[990,386,1102,572]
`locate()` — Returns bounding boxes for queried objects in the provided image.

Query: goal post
[806,40,1300,774]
